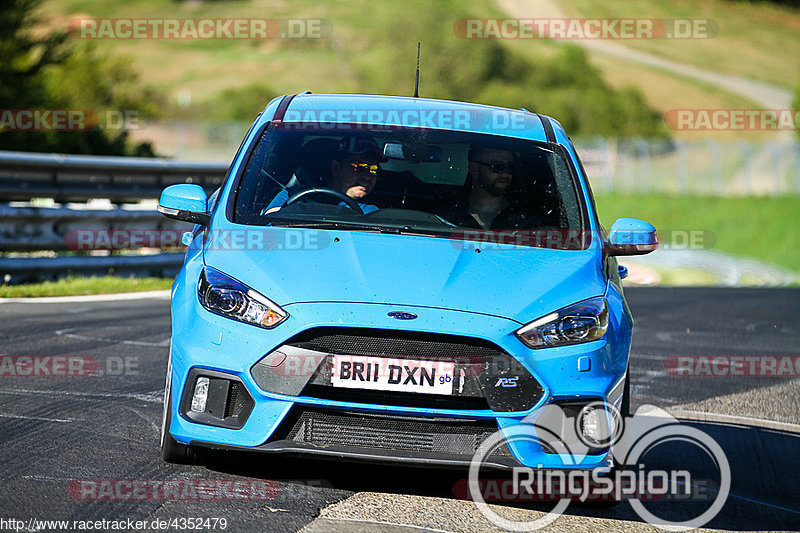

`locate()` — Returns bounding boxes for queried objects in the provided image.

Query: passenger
[444,147,517,229]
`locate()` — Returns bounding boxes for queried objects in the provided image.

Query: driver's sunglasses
[474,161,516,174]
[350,162,380,175]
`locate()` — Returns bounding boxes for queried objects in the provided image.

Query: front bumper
[168,275,629,470]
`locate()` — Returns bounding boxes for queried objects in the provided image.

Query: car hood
[203,227,605,323]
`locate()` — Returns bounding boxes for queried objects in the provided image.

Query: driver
[328,136,385,214]
[263,135,384,215]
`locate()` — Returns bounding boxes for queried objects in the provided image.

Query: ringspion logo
[468,405,730,530]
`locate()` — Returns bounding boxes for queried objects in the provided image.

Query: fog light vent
[180,369,255,429]
[535,400,616,455]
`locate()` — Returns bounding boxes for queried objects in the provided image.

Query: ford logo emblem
[388,311,418,320]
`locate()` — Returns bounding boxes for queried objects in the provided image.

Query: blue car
[158,93,657,470]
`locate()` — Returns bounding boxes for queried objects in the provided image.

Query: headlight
[198,267,288,328]
[516,296,608,348]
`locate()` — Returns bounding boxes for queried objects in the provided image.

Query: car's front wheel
[160,354,196,464]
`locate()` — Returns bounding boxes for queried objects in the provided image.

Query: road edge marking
[0,290,171,303]
[669,408,800,433]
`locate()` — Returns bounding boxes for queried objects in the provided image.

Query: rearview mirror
[157,184,210,226]
[382,141,442,162]
[605,218,658,256]
[382,142,404,160]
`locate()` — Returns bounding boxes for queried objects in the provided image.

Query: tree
[0,0,158,155]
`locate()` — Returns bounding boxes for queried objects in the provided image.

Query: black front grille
[225,382,248,418]
[291,328,507,359]
[252,327,545,412]
[283,408,511,457]
[292,328,500,410]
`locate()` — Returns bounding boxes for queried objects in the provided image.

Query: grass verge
[594,194,800,272]
[560,0,800,89]
[0,276,173,298]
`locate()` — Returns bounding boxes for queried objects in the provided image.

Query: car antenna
[413,42,421,98]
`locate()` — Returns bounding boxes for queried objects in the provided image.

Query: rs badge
[495,377,518,387]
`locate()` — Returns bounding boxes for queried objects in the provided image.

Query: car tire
[621,366,631,419]
[160,355,196,464]
[612,365,631,470]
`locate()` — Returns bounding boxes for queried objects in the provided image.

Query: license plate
[331,355,455,395]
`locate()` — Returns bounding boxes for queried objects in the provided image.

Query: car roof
[260,93,564,143]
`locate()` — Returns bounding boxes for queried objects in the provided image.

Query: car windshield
[232,124,587,248]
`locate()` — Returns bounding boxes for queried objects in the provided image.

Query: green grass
[40,0,798,144]
[39,0,508,106]
[594,194,800,272]
[0,276,173,298]
[32,0,659,138]
[560,0,800,89]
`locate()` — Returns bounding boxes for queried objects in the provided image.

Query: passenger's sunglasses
[474,161,516,174]
[349,162,380,175]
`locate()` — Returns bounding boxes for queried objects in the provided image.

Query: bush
[209,83,278,122]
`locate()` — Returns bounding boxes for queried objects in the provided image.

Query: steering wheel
[285,187,364,215]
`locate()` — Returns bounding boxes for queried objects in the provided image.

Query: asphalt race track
[1,287,798,532]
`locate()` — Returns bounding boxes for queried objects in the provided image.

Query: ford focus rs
[158,93,657,470]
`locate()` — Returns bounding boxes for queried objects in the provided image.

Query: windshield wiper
[268,220,404,233]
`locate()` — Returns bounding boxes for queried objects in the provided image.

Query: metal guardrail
[0,150,221,284]
[0,253,186,283]
[0,204,191,252]
[0,150,229,202]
